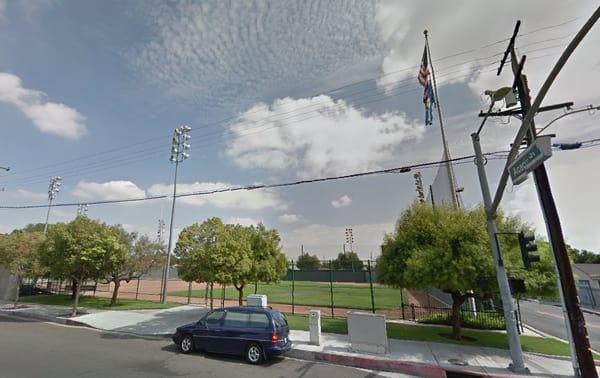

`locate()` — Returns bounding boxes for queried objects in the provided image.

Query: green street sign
[508,135,552,185]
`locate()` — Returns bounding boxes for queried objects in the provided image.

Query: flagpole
[424,29,460,209]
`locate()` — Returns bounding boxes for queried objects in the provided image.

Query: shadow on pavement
[159,343,288,367]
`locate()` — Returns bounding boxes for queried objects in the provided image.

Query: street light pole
[471,132,527,373]
[43,176,62,234]
[161,125,191,304]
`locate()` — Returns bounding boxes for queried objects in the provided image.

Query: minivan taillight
[271,332,278,344]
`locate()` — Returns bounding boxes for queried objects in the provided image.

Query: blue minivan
[172,306,291,364]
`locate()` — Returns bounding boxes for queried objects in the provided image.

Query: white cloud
[147,181,286,211]
[72,180,145,201]
[226,95,423,178]
[227,217,261,227]
[279,214,300,224]
[10,189,47,201]
[331,195,352,208]
[130,0,381,109]
[0,72,87,139]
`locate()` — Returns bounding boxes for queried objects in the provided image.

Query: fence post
[400,288,405,320]
[187,281,192,304]
[291,260,295,315]
[411,303,416,321]
[368,260,375,313]
[329,260,334,318]
[221,284,225,308]
[135,278,140,301]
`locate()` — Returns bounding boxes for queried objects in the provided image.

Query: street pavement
[519,300,600,351]
[0,314,413,378]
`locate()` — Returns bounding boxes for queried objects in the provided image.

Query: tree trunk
[13,275,21,309]
[71,278,82,317]
[235,283,244,306]
[204,282,209,306]
[254,282,257,294]
[110,280,121,306]
[70,279,77,300]
[450,292,467,340]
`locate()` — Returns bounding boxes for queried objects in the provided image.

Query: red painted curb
[313,351,447,378]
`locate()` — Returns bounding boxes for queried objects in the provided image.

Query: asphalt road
[519,300,600,351]
[0,314,412,378]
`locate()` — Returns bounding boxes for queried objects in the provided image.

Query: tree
[296,253,321,271]
[106,229,165,306]
[246,223,287,300]
[331,251,364,271]
[569,246,600,264]
[175,218,231,309]
[40,217,126,316]
[0,230,45,307]
[379,202,557,339]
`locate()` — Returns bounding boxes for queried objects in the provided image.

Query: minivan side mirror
[196,320,206,328]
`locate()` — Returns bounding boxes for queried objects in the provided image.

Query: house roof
[574,264,600,278]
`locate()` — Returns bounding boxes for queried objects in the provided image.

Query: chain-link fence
[19,259,506,330]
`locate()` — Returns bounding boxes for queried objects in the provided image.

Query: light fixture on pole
[77,203,89,217]
[44,176,62,234]
[161,125,191,304]
[344,228,354,253]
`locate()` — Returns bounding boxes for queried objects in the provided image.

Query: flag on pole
[418,46,435,125]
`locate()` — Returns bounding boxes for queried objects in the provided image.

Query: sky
[1,0,599,259]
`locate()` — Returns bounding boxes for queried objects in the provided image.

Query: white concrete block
[347,311,389,354]
[247,294,267,307]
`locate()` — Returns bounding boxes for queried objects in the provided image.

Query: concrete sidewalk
[0,301,580,377]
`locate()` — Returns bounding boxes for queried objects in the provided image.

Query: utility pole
[507,23,592,377]
[44,176,62,234]
[161,125,191,304]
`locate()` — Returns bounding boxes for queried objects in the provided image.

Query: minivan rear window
[271,311,288,328]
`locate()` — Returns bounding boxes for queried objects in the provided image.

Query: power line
[2,138,598,210]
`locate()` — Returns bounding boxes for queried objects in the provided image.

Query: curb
[286,348,448,378]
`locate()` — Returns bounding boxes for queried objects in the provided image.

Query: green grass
[20,295,180,311]
[418,312,506,330]
[285,314,598,358]
[169,281,404,310]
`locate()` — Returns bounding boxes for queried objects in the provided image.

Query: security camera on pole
[44,176,62,234]
[160,125,191,304]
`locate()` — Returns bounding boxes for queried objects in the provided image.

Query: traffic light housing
[518,232,540,269]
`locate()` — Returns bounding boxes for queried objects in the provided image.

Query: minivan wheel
[179,335,194,354]
[245,343,263,364]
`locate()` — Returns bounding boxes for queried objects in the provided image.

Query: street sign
[508,135,552,185]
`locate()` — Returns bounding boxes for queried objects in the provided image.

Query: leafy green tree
[106,229,165,306]
[0,230,46,307]
[331,251,364,271]
[296,253,321,271]
[175,218,225,309]
[40,217,126,316]
[569,246,600,264]
[379,202,557,339]
[246,223,287,298]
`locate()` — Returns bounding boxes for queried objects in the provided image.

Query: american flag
[418,45,435,125]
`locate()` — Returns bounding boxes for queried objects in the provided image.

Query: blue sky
[1,0,600,258]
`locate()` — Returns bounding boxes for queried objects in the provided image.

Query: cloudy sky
[1,0,599,259]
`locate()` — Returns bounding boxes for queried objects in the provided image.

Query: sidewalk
[0,301,579,377]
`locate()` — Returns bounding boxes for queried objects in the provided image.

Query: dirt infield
[93,279,446,319]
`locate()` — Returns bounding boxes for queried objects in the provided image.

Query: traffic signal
[414,172,425,203]
[518,231,540,269]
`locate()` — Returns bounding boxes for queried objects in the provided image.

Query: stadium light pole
[43,176,62,234]
[161,125,191,304]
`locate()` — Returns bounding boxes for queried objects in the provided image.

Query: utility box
[247,294,267,308]
[309,310,321,345]
[347,311,389,354]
